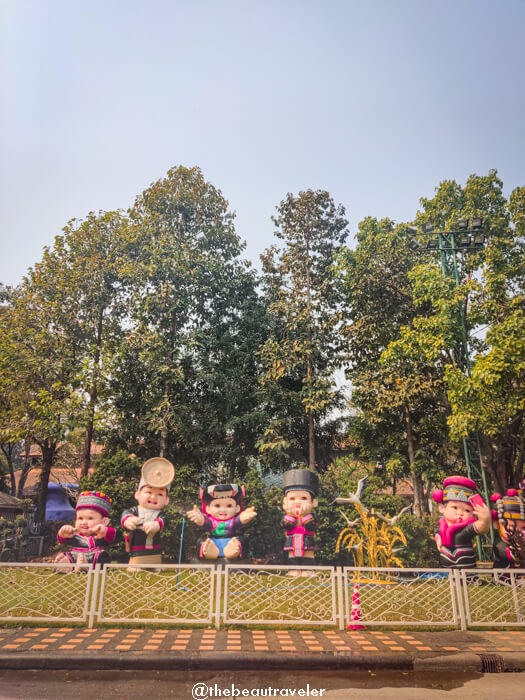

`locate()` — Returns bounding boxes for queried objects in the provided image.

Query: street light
[471,217,483,229]
[473,232,485,246]
[407,238,422,251]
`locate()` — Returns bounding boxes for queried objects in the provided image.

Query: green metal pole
[436,230,493,558]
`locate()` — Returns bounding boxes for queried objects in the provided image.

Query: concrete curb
[495,653,525,672]
[413,653,482,673]
[0,651,413,671]
[0,651,524,672]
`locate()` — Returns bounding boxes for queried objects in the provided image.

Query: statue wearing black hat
[282,469,319,571]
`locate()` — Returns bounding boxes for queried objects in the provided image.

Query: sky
[1,0,524,286]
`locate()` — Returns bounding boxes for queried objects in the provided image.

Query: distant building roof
[20,443,105,458]
[9,467,94,496]
[0,492,24,509]
[381,478,414,498]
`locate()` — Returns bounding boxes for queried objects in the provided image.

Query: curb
[413,653,482,673]
[0,651,413,671]
[0,651,524,672]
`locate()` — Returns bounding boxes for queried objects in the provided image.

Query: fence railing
[223,564,342,627]
[95,563,217,628]
[0,562,94,624]
[342,567,461,628]
[1,562,524,629]
[459,568,525,628]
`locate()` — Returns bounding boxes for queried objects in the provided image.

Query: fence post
[335,567,345,630]
[215,564,223,630]
[453,569,467,631]
[87,564,101,628]
[510,572,522,623]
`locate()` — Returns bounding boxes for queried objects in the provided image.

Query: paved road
[0,669,523,700]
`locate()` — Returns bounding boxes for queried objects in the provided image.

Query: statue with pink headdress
[432,476,491,568]
[54,491,115,572]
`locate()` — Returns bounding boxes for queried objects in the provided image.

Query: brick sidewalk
[1,627,525,657]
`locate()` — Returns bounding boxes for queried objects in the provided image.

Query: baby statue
[433,476,491,568]
[186,483,257,560]
[491,487,525,568]
[54,490,115,572]
[121,457,174,570]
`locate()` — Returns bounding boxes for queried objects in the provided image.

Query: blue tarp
[45,482,76,522]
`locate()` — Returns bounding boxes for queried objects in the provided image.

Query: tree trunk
[308,413,316,471]
[404,405,427,517]
[159,388,169,459]
[305,233,317,472]
[16,438,32,499]
[1,443,16,496]
[81,306,104,476]
[35,441,56,525]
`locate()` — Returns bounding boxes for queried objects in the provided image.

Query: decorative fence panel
[222,564,342,628]
[459,568,525,627]
[1,563,524,629]
[0,562,94,624]
[95,563,217,626]
[342,567,460,628]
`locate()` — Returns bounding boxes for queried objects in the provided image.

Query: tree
[0,281,84,523]
[258,190,349,472]
[109,166,265,479]
[435,177,524,491]
[339,217,453,516]
[397,170,523,492]
[36,211,135,476]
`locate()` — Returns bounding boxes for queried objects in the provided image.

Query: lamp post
[407,219,492,552]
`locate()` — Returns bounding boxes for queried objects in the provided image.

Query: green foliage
[340,171,524,503]
[242,467,283,560]
[396,514,440,568]
[2,164,523,541]
[80,449,142,526]
[259,189,349,470]
[339,218,450,514]
[314,458,410,565]
[108,166,266,482]
[412,172,525,491]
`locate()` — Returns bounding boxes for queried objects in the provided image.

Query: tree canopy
[1,167,523,530]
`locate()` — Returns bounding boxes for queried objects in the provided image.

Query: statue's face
[500,518,525,537]
[439,500,473,524]
[283,489,317,516]
[206,496,240,521]
[75,508,109,534]
[135,485,169,510]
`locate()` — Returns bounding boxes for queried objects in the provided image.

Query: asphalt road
[0,669,523,700]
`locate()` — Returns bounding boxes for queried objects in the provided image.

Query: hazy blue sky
[2,0,524,285]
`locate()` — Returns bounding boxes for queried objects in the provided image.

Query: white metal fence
[95,563,217,628]
[342,567,461,628]
[460,568,525,628]
[1,562,524,629]
[223,564,342,627]
[0,562,94,624]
